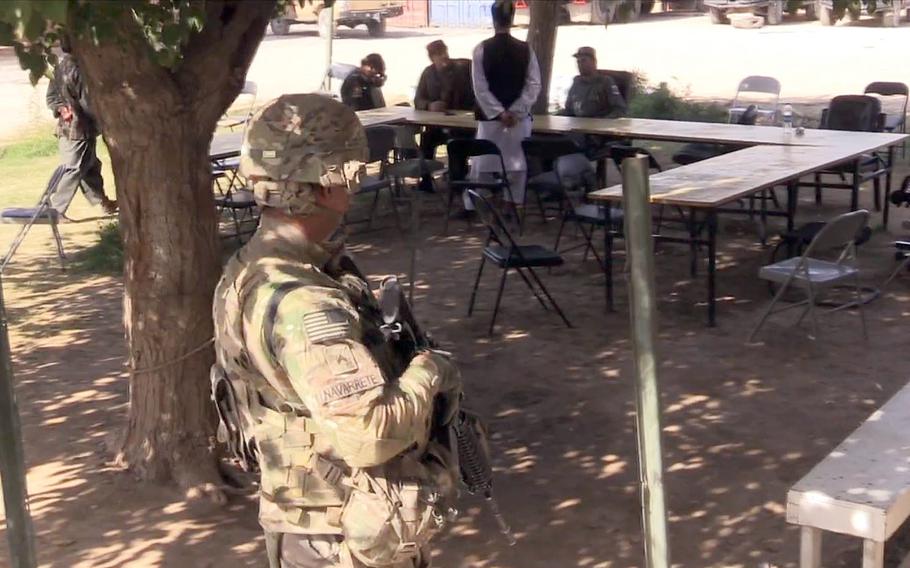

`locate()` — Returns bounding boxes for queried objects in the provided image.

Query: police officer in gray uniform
[45,38,117,215]
[560,46,627,119]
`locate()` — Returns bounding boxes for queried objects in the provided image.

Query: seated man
[341,53,386,111]
[560,46,627,118]
[414,40,475,190]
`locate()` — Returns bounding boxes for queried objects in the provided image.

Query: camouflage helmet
[240,93,368,215]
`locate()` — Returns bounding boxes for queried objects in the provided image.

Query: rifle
[378,276,515,546]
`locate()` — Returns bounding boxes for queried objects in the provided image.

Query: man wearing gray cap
[561,46,627,118]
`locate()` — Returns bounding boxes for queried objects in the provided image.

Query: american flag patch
[302,309,351,344]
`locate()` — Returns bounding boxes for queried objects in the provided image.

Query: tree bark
[68,1,273,496]
[527,0,561,115]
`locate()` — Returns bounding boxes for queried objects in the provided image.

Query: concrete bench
[787,383,910,568]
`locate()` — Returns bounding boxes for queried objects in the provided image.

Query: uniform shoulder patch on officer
[303,308,352,344]
[316,374,383,406]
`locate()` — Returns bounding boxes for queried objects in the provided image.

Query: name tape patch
[317,374,383,405]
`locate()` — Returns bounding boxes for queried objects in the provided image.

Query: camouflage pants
[269,533,428,568]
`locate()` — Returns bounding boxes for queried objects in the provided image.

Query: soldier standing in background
[212,94,462,568]
[45,37,117,215]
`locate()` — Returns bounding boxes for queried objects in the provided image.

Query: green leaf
[36,0,68,25]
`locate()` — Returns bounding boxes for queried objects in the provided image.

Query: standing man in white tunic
[461,0,541,218]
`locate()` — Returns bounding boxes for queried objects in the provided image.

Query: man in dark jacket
[45,39,117,215]
[414,40,474,189]
[340,53,387,111]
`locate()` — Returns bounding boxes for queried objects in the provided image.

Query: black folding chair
[864,81,908,158]
[444,138,517,234]
[466,190,571,335]
[348,125,399,229]
[551,153,617,269]
[522,136,581,223]
[212,158,258,244]
[811,95,889,212]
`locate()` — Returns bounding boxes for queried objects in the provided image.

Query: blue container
[429,0,494,28]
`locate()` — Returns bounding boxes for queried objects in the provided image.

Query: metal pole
[621,155,670,568]
[322,4,335,92]
[0,273,37,568]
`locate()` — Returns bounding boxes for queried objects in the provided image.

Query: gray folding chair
[749,209,870,342]
[729,75,781,124]
[1,165,69,273]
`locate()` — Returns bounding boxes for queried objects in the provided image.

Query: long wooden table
[209,107,907,326]
[588,133,908,326]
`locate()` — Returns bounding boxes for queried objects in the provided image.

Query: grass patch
[628,81,728,123]
[0,133,59,162]
[72,222,123,274]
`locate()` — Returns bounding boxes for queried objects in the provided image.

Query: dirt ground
[1,140,910,567]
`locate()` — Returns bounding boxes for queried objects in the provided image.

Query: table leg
[799,527,822,568]
[884,145,894,229]
[862,539,884,568]
[605,203,614,312]
[689,207,698,278]
[707,211,718,327]
[759,188,768,246]
[851,158,860,212]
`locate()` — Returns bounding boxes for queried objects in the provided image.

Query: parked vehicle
[514,0,703,26]
[704,0,816,24]
[816,0,908,26]
[270,0,405,38]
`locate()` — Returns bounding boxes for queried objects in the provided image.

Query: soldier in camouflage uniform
[212,94,462,568]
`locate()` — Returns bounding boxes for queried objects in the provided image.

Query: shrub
[628,81,728,123]
[74,222,123,274]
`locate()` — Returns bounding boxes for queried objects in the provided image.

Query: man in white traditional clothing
[459,0,541,219]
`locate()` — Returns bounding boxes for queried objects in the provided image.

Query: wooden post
[322,3,335,92]
[0,275,37,568]
[621,155,670,568]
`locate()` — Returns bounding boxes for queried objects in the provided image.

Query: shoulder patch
[303,308,352,344]
[316,374,384,406]
[324,344,359,375]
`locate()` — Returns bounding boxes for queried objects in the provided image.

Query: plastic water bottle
[782,104,793,133]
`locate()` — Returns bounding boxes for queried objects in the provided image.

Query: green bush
[74,222,123,274]
[628,82,728,123]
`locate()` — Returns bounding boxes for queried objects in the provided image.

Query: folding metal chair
[1,165,69,273]
[812,95,889,212]
[444,139,517,234]
[749,209,870,342]
[347,125,398,229]
[864,81,908,158]
[522,136,581,223]
[551,153,618,269]
[466,190,571,335]
[218,81,258,131]
[729,75,781,124]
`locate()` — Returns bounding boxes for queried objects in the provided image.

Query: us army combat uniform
[213,215,459,567]
[45,53,109,214]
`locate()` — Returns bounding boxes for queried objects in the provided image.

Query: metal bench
[787,383,910,568]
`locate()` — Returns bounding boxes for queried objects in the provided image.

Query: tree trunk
[68,1,273,496]
[527,0,561,115]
